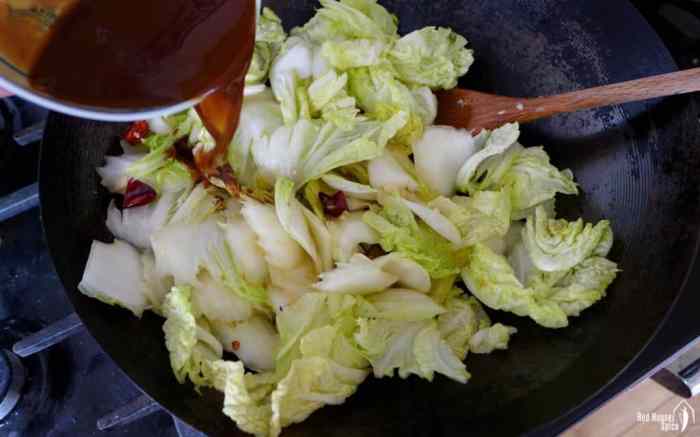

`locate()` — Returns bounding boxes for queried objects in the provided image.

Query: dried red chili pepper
[123,121,150,145]
[123,178,157,208]
[319,191,348,218]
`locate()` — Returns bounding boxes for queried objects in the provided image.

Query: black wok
[38,0,700,435]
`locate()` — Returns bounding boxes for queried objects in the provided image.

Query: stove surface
[0,211,177,437]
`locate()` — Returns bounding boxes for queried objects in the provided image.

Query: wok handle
[654,338,700,398]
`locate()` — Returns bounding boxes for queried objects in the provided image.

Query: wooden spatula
[436,67,700,131]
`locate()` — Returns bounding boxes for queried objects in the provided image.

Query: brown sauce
[168,136,202,183]
[2,0,255,177]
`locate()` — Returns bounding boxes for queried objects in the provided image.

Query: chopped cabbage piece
[191,272,253,323]
[461,243,568,328]
[227,316,280,372]
[368,150,419,192]
[503,147,579,217]
[162,286,222,390]
[141,252,172,313]
[294,0,398,44]
[374,253,431,293]
[429,190,511,246]
[402,198,462,245]
[97,150,144,194]
[544,257,619,317]
[363,192,464,278]
[468,323,517,354]
[78,239,148,317]
[363,289,445,321]
[206,360,274,437]
[315,254,398,294]
[437,295,491,359]
[523,206,612,272]
[247,8,287,85]
[327,211,379,262]
[413,126,477,196]
[270,356,367,437]
[270,36,315,125]
[388,26,474,90]
[456,123,520,192]
[220,218,269,286]
[151,219,225,285]
[413,322,470,383]
[321,174,377,201]
[241,198,306,270]
[105,189,178,250]
[275,178,324,272]
[321,39,387,70]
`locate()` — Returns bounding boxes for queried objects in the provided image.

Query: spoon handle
[527,67,700,118]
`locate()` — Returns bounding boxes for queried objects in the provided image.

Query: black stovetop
[0,1,698,436]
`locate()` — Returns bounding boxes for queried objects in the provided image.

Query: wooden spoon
[436,67,700,131]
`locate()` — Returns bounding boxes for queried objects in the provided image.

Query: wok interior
[39,0,700,435]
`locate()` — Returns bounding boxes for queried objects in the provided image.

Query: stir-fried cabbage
[315,253,398,294]
[363,192,464,278]
[162,286,223,390]
[388,26,474,90]
[82,2,619,436]
[247,8,287,85]
[413,126,477,196]
[78,239,149,317]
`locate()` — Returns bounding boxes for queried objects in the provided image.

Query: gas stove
[0,101,191,436]
[0,95,202,437]
[0,1,698,436]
